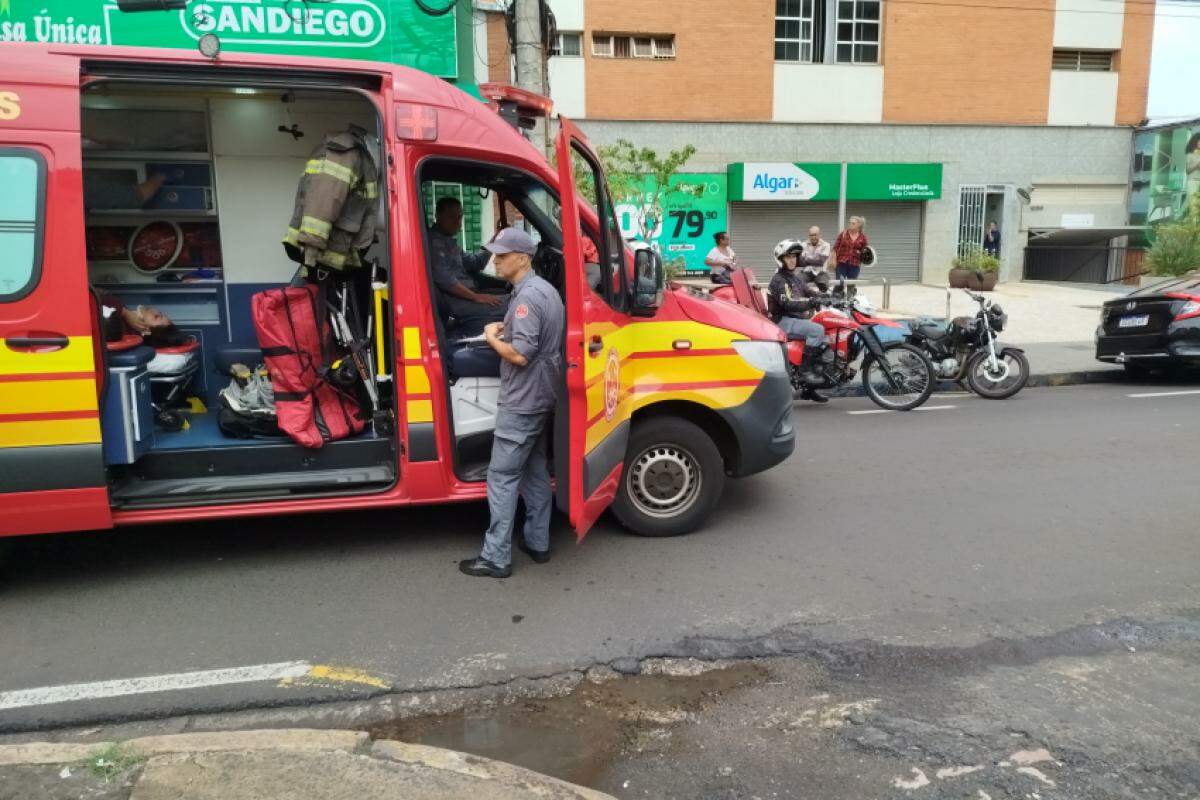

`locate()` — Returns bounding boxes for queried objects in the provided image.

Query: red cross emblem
[515,304,529,320]
[395,104,438,142]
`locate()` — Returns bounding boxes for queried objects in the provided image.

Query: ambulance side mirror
[631,247,664,317]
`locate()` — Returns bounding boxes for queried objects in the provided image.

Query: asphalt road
[1,382,1198,732]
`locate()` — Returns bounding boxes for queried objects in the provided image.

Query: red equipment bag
[251,284,364,449]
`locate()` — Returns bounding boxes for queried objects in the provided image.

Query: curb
[0,728,614,800]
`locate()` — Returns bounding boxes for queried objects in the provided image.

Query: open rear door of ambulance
[0,52,112,537]
[553,117,633,538]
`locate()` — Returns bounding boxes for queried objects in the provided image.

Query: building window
[835,0,880,64]
[550,32,582,57]
[592,33,676,59]
[1052,49,1114,72]
[775,0,816,62]
[776,0,880,64]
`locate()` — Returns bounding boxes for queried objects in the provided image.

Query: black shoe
[518,542,551,564]
[458,557,512,578]
[800,387,829,404]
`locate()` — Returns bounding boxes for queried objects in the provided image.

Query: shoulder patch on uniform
[515,304,530,319]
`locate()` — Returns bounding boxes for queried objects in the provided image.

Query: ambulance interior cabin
[81,78,398,506]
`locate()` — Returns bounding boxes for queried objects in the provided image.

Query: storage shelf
[93,283,221,294]
[83,150,212,162]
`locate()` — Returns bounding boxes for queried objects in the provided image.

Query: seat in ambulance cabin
[449,340,502,380]
[106,333,156,368]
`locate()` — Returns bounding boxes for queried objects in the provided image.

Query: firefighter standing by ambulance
[458,228,564,579]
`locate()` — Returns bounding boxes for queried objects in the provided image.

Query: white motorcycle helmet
[773,238,804,267]
[852,295,877,315]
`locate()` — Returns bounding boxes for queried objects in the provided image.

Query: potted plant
[949,252,976,288]
[950,250,1000,290]
[977,253,1000,291]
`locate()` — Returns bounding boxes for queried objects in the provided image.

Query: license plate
[1119,314,1149,328]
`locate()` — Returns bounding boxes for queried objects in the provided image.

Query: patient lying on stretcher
[97,290,188,349]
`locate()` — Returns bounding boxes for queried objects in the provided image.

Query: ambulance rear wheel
[613,417,723,537]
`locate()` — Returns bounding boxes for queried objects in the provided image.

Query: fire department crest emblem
[604,347,621,422]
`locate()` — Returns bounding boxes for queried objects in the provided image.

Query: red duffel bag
[251,284,364,448]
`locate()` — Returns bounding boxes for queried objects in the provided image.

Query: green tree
[569,139,703,275]
[1147,192,1200,277]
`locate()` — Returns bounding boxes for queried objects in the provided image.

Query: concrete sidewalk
[0,729,614,800]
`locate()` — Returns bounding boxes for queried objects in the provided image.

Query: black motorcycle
[906,290,1030,399]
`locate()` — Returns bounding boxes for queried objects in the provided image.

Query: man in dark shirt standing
[459,228,564,579]
[983,222,1001,257]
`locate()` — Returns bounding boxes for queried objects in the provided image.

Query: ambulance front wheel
[612,417,724,537]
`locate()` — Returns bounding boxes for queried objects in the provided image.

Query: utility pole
[512,0,549,154]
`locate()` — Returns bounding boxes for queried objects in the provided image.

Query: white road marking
[0,661,312,711]
[1126,389,1200,398]
[847,405,957,416]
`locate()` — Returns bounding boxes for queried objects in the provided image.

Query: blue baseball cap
[484,227,537,256]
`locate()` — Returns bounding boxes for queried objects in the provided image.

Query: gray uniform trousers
[778,316,825,348]
[480,408,553,567]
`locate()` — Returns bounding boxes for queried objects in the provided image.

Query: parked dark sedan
[1096,273,1200,375]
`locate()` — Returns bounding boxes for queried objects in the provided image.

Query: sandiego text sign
[0,0,458,77]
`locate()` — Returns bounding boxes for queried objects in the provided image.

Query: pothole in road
[366,660,768,789]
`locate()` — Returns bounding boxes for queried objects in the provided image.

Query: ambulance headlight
[732,340,787,375]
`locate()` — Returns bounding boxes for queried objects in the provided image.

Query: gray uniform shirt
[499,272,564,415]
[428,227,490,295]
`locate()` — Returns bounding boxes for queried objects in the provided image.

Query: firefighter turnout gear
[283,127,380,272]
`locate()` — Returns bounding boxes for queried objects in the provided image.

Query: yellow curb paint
[279,665,389,690]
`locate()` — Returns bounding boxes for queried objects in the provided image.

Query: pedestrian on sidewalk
[705,231,738,285]
[459,228,564,579]
[983,222,1001,257]
[799,225,832,278]
[833,216,869,283]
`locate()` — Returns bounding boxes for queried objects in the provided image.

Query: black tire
[966,348,1030,399]
[611,417,725,537]
[1123,362,1157,379]
[860,343,936,411]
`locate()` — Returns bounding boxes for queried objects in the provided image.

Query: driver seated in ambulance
[429,197,510,334]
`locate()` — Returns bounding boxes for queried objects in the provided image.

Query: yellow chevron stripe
[0,336,95,375]
[0,417,101,448]
[0,379,97,415]
[402,327,422,360]
[406,398,433,424]
[404,365,430,395]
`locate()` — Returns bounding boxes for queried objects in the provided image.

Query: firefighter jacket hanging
[283,127,380,272]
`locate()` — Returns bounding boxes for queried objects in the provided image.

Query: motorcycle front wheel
[966,348,1029,399]
[861,343,936,411]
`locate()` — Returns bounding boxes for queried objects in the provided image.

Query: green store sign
[846,163,942,200]
[729,162,942,202]
[0,0,459,78]
[613,173,728,276]
[728,163,842,202]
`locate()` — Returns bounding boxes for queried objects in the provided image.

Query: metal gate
[727,201,840,279]
[846,202,923,282]
[956,183,1008,257]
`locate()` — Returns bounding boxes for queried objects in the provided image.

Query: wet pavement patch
[367,661,768,789]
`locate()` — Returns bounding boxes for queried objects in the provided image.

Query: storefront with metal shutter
[844,201,923,282]
[726,162,939,284]
[728,202,840,277]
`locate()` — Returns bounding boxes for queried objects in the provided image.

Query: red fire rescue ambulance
[0,42,794,540]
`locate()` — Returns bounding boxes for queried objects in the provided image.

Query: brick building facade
[473,0,1157,282]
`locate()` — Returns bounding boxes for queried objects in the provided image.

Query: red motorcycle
[712,269,936,411]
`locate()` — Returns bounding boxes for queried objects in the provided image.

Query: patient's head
[129,305,188,348]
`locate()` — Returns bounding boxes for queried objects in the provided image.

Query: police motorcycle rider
[767,238,833,403]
